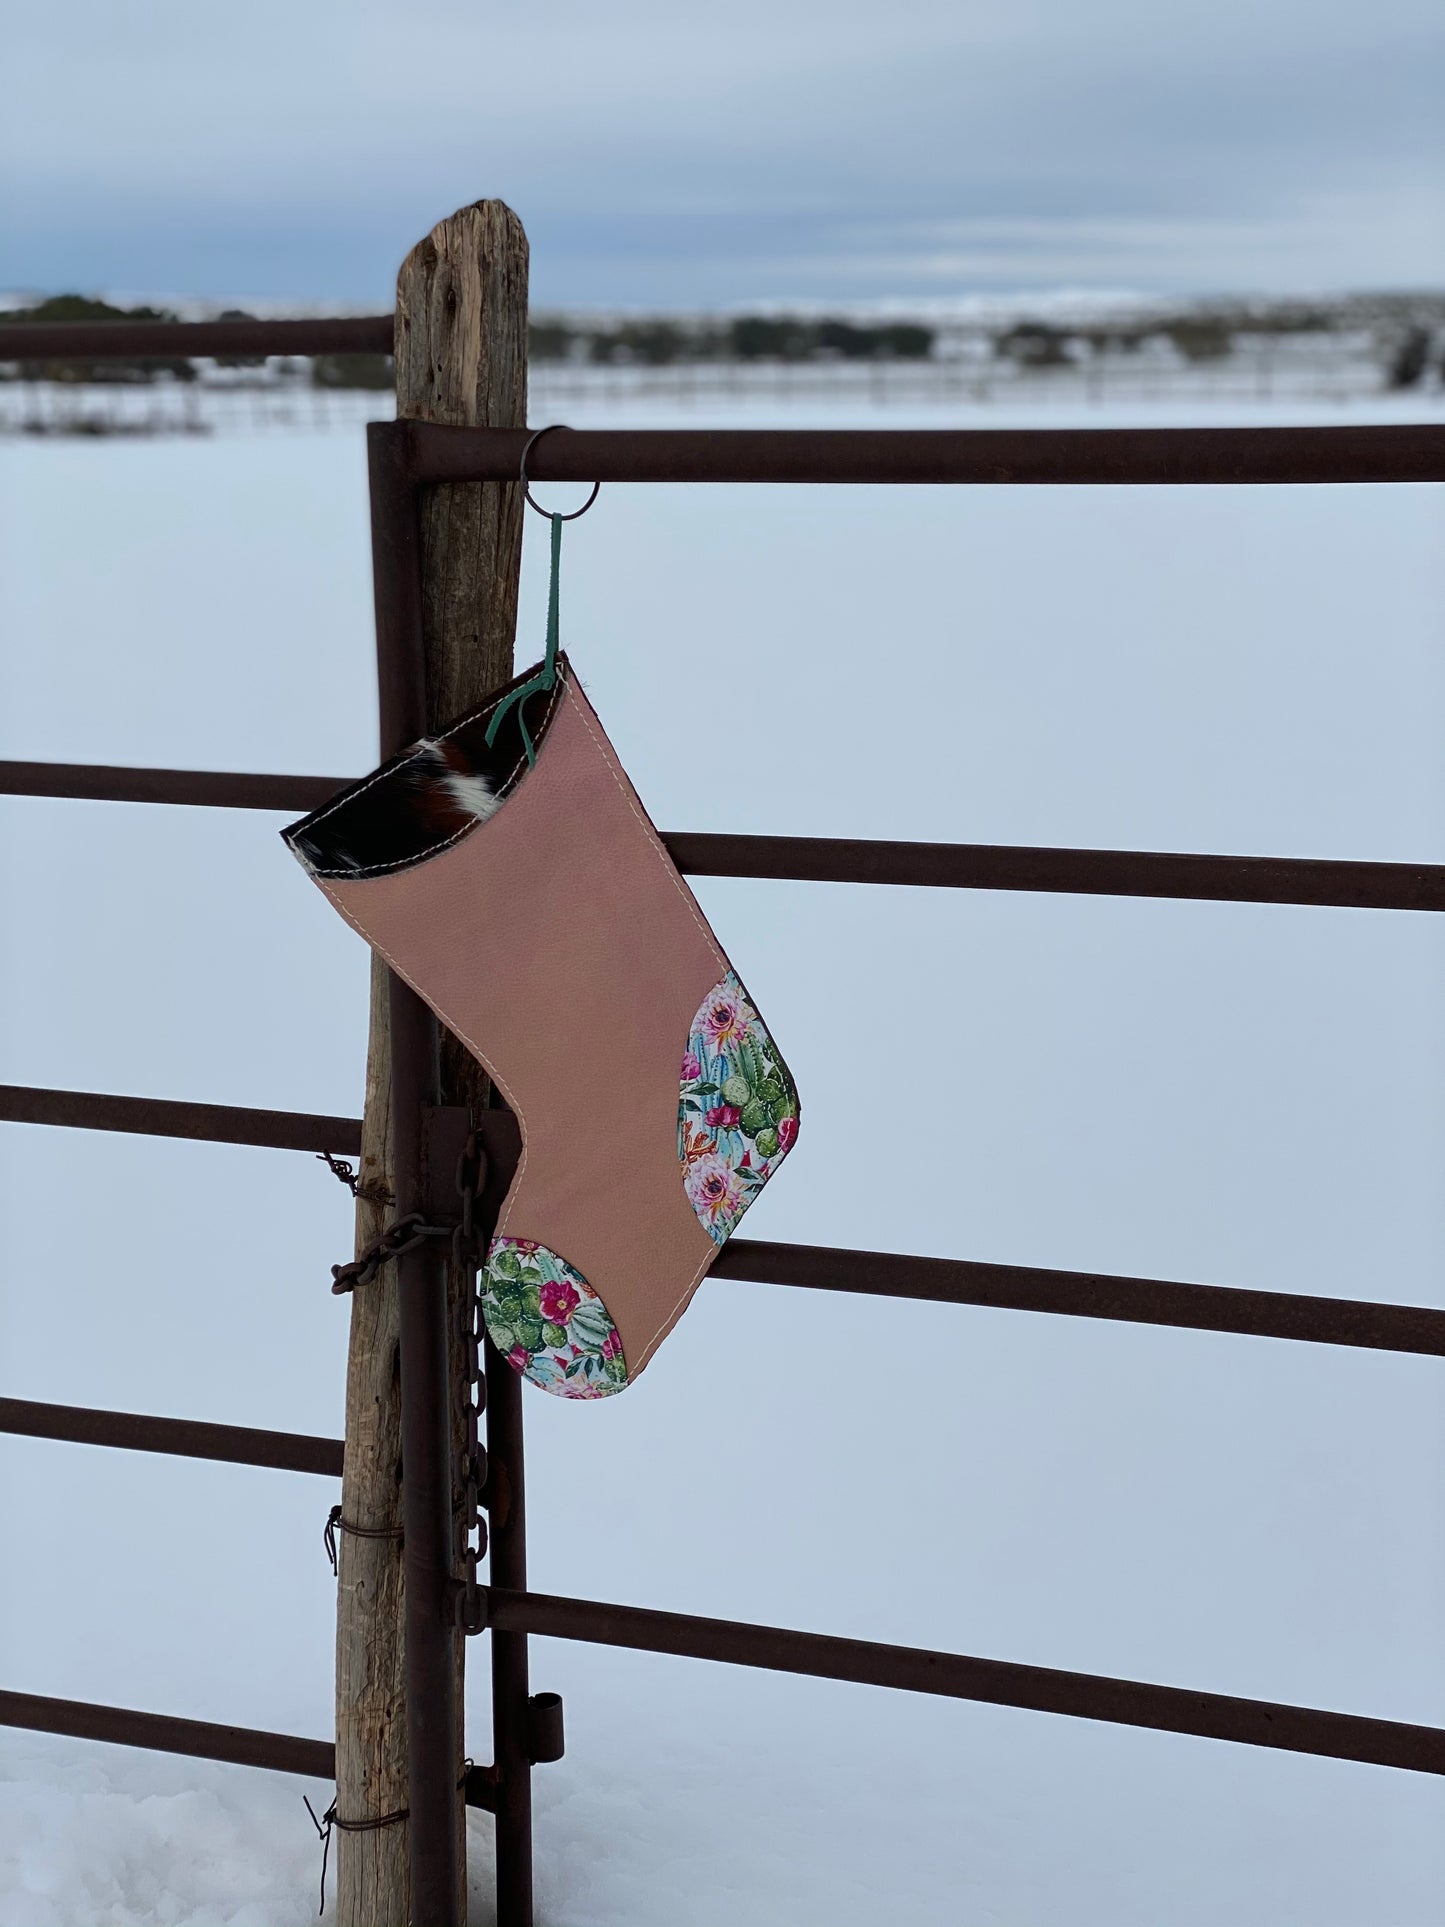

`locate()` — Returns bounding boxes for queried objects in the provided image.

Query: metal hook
[519,425,600,521]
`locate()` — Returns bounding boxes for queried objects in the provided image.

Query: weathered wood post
[334,199,528,1927]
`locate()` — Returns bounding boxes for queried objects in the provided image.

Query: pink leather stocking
[284,657,800,1396]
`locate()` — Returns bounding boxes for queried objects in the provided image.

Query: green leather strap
[484,509,563,768]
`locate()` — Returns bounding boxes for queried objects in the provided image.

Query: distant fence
[0,317,1427,438]
[528,344,1406,410]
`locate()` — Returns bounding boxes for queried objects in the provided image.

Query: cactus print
[480,1238,627,1397]
[679,972,800,1243]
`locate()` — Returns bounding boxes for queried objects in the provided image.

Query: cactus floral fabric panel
[480,1237,628,1398]
[678,971,800,1243]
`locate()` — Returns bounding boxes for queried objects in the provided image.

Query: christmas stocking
[284,646,800,1398]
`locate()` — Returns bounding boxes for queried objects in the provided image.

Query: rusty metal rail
[6,764,1445,912]
[0,761,342,812]
[0,1082,362,1153]
[0,1398,343,1477]
[3,1085,1442,1356]
[0,1689,338,1781]
[489,1590,1445,1777]
[0,315,394,361]
[0,1689,498,1809]
[711,1239,1445,1355]
[407,420,1445,487]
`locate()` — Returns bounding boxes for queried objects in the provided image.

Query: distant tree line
[990,304,1445,387]
[3,292,1443,390]
[0,295,398,389]
[0,296,936,387]
[993,304,1358,368]
[532,315,935,364]
[0,295,201,383]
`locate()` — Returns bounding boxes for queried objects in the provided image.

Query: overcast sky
[4,0,1443,308]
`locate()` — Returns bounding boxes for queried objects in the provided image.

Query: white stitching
[561,680,728,974]
[293,670,566,879]
[302,669,531,831]
[644,974,800,1374]
[299,676,565,880]
[630,1243,717,1375]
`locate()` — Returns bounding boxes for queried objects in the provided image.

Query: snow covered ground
[2,385,1444,1923]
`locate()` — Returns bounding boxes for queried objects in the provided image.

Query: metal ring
[519,424,600,520]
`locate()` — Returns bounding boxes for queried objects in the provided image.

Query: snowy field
[0,338,1414,440]
[2,385,1445,1924]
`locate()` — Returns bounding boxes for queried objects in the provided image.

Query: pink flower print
[700,984,750,1052]
[506,1344,531,1373]
[602,1327,623,1362]
[539,1278,580,1326]
[776,1116,798,1152]
[705,1103,742,1129]
[504,1237,539,1256]
[681,1049,702,1081]
[684,1151,745,1229]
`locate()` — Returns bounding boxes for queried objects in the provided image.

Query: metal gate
[3,318,1443,1926]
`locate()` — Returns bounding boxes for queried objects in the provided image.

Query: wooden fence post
[335,199,529,1927]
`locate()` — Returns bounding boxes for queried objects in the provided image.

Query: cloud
[3,0,1442,301]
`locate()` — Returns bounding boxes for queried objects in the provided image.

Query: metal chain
[451,1129,489,1634]
[329,1211,455,1295]
[322,1124,493,1624]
